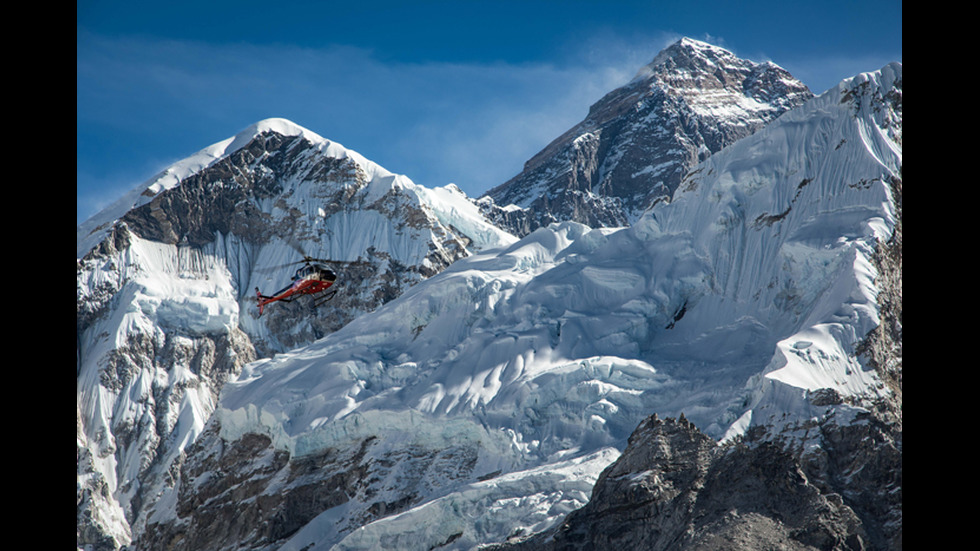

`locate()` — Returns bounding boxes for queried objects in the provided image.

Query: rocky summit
[480,38,813,236]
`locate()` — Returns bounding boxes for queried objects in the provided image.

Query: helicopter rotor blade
[254,255,332,275]
[252,236,334,275]
[285,237,333,264]
[255,259,306,274]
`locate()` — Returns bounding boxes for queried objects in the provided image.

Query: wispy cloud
[77,30,668,223]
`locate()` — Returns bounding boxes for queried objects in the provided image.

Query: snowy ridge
[199,64,900,549]
[77,118,513,259]
[78,119,300,257]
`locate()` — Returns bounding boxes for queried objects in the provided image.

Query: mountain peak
[641,37,739,74]
[231,117,314,145]
[656,36,731,60]
[483,38,813,236]
[233,117,339,151]
[77,117,383,258]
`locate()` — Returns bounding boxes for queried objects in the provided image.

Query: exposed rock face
[76,329,258,551]
[857,170,902,401]
[501,414,899,551]
[481,38,813,236]
[77,224,259,550]
[139,420,486,551]
[113,129,476,355]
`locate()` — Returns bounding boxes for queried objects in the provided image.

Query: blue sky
[77,0,902,225]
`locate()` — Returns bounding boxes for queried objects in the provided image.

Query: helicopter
[255,253,338,316]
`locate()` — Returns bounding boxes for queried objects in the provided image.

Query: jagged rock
[498,415,878,551]
[139,420,486,551]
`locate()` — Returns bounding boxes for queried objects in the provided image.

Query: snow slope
[200,64,901,549]
[77,235,247,547]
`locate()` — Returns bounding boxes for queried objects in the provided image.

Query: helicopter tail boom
[256,287,271,316]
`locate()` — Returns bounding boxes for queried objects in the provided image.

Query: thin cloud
[77,31,658,222]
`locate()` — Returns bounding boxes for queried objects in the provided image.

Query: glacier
[181,64,903,549]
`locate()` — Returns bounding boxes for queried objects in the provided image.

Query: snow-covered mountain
[122,61,901,551]
[480,37,814,236]
[76,118,516,549]
[498,63,902,551]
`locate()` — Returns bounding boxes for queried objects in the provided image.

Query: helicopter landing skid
[311,289,337,309]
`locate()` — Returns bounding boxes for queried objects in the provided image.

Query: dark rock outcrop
[499,413,900,551]
[140,421,486,551]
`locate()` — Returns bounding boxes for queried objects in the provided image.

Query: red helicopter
[255,254,338,316]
